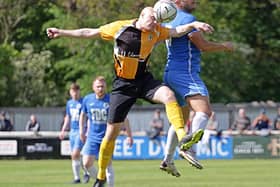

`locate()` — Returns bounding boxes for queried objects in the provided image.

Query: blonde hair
[94,76,106,82]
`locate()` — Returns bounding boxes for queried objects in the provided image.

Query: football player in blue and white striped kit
[160,0,234,175]
[59,83,89,183]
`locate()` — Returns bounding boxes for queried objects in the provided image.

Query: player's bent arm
[189,31,234,52]
[59,115,70,139]
[169,21,214,38]
[47,28,100,39]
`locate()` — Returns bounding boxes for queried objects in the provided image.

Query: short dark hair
[70,82,80,90]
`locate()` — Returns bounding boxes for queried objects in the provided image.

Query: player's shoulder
[66,98,74,105]
[176,10,196,24]
[105,93,110,101]
[104,19,136,28]
[84,93,95,100]
[117,19,136,26]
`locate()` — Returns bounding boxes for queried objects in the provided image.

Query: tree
[12,43,62,106]
[0,44,18,106]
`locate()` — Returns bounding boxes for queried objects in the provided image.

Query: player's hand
[223,42,234,52]
[59,131,65,140]
[80,133,86,143]
[46,28,60,39]
[192,21,214,34]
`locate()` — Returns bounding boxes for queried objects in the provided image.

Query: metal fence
[0,102,279,132]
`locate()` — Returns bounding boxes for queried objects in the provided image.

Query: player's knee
[162,87,176,102]
[83,162,91,169]
[205,110,212,117]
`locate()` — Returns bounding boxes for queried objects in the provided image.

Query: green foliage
[195,0,280,103]
[0,0,279,106]
[0,44,18,105]
[12,43,62,106]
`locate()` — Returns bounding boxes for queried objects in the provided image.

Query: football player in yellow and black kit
[47,7,213,187]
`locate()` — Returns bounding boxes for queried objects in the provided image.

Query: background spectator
[146,109,164,141]
[273,107,280,130]
[0,111,13,131]
[251,108,272,136]
[230,108,251,133]
[119,118,133,147]
[25,114,40,132]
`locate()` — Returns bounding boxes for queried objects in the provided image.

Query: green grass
[0,159,279,187]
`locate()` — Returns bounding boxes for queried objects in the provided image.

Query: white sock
[106,163,114,187]
[72,159,80,180]
[164,125,178,163]
[87,165,97,179]
[191,112,209,152]
[191,112,209,133]
[80,157,88,175]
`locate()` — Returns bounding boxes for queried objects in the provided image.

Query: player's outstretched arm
[189,31,234,52]
[46,27,100,39]
[169,21,214,38]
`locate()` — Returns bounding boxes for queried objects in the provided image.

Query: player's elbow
[199,45,212,52]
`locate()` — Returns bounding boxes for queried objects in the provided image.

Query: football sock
[164,125,178,162]
[80,157,88,175]
[72,159,81,180]
[165,101,185,141]
[87,165,97,179]
[106,162,114,187]
[191,112,209,152]
[191,112,209,133]
[97,138,115,180]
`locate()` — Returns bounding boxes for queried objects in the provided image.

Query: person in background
[230,108,251,134]
[273,107,280,130]
[25,114,40,132]
[0,111,13,131]
[251,108,272,136]
[59,83,89,184]
[146,109,164,142]
[119,118,134,147]
[79,76,133,187]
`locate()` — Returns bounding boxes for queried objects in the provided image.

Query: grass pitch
[0,159,279,187]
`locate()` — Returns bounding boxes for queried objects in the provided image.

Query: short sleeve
[99,19,135,40]
[156,24,170,42]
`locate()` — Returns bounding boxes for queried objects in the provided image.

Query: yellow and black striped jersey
[99,19,170,79]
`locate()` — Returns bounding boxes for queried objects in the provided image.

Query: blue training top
[81,93,110,143]
[164,9,201,73]
[66,98,83,130]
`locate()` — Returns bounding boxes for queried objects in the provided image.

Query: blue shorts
[81,140,100,158]
[69,130,84,152]
[163,70,209,106]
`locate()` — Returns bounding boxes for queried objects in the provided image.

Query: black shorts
[108,72,163,123]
